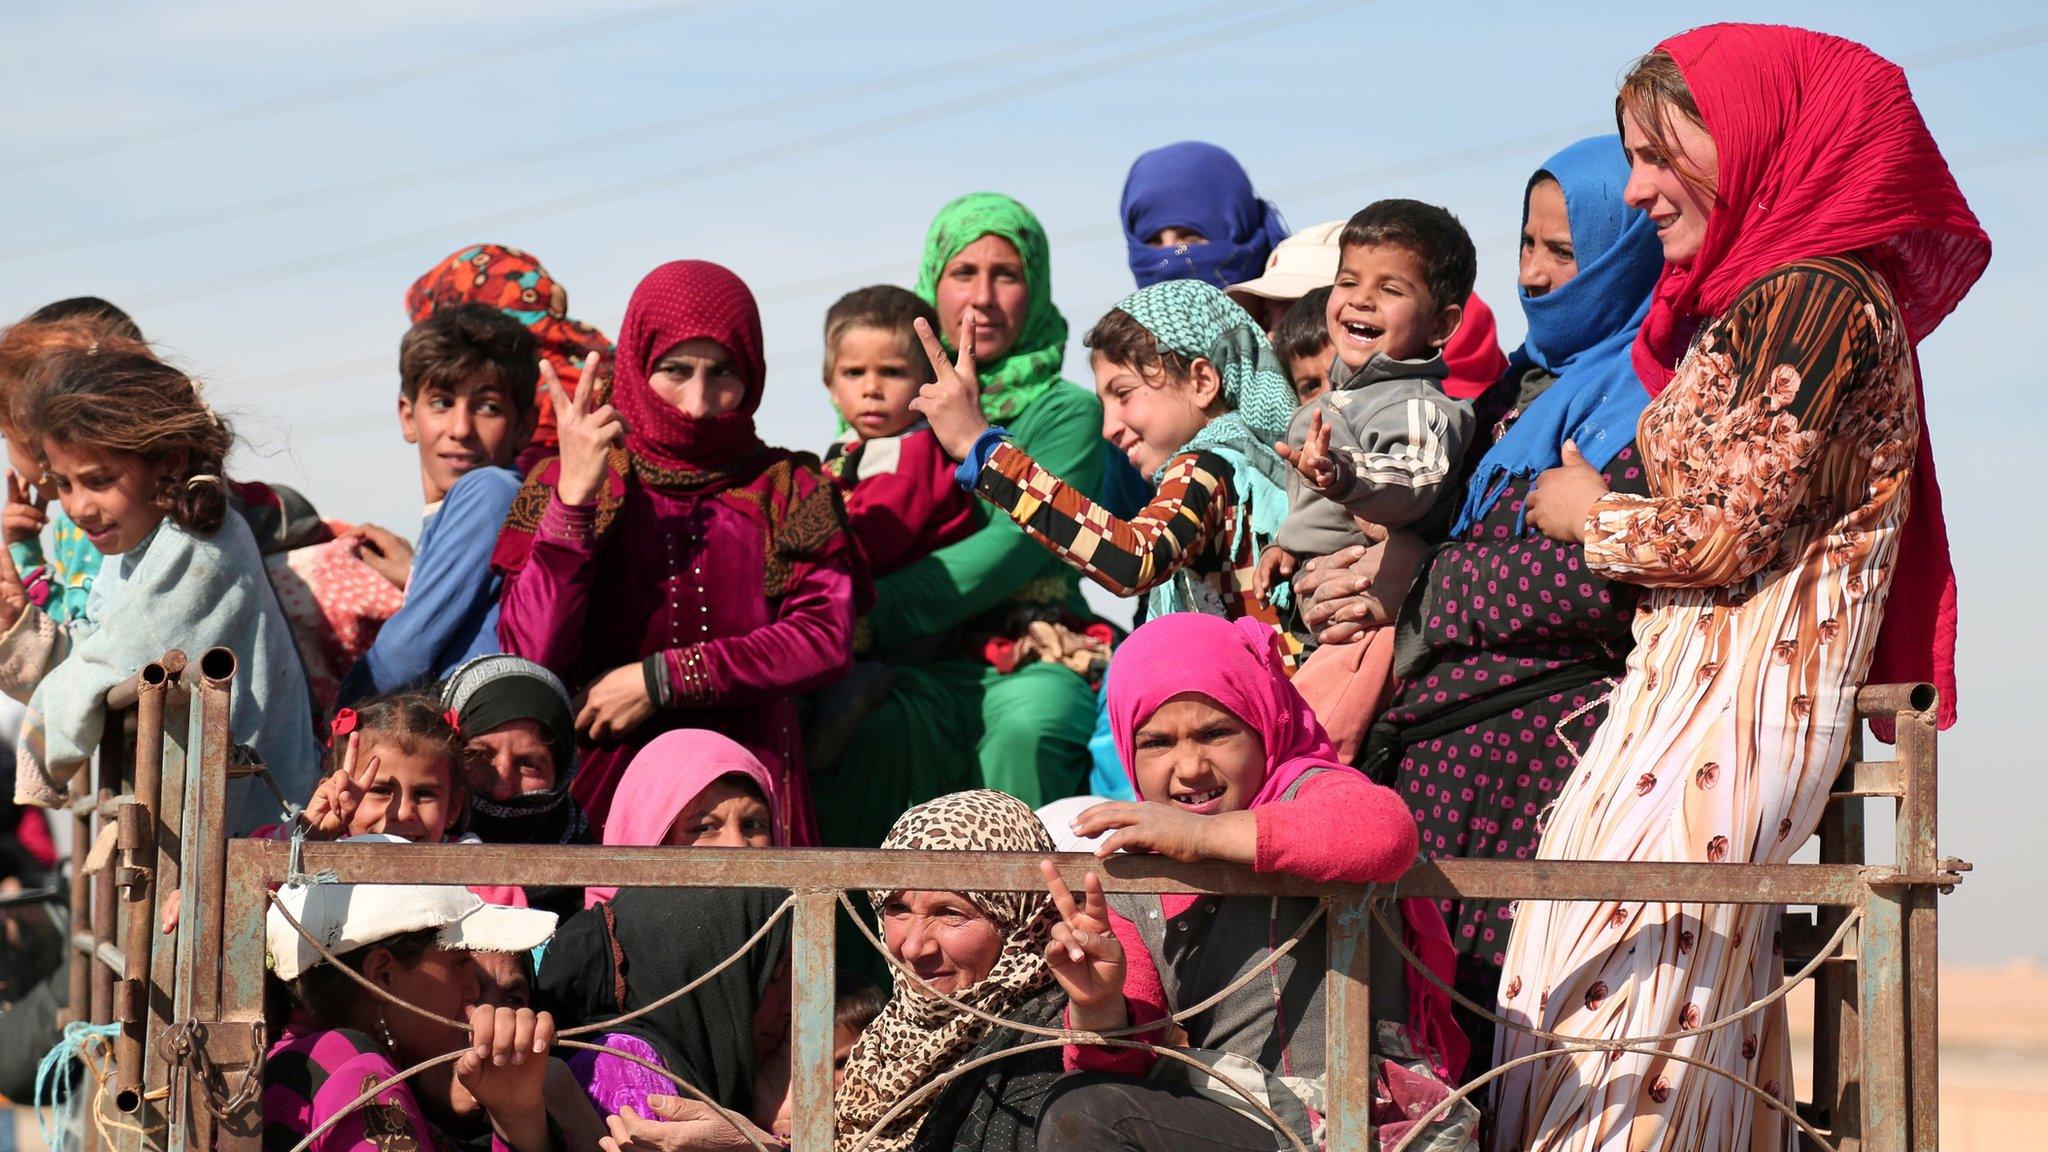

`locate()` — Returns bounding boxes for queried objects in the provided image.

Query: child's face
[41,439,170,556]
[469,950,532,1009]
[349,739,460,843]
[399,375,533,505]
[1289,349,1334,405]
[1093,352,1215,478]
[826,326,923,441]
[1326,243,1461,371]
[4,436,41,492]
[663,776,773,848]
[1131,692,1266,816]
[831,1021,861,1090]
[648,338,748,419]
[463,719,557,803]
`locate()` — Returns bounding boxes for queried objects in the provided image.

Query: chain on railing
[54,653,1962,1152]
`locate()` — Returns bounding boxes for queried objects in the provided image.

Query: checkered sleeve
[975,443,1226,597]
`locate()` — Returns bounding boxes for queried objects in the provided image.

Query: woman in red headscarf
[1494,25,1988,1150]
[493,260,860,840]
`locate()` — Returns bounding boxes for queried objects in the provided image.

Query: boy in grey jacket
[1256,200,1480,610]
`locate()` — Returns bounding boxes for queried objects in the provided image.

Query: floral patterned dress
[1491,257,1918,1152]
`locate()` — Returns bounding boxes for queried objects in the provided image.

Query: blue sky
[1,0,2041,962]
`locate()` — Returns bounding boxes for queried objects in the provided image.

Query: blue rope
[35,1021,119,1152]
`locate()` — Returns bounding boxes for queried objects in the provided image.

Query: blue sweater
[339,467,520,703]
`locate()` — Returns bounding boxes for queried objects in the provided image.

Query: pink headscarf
[1106,613,1468,1079]
[584,729,781,908]
[1631,24,1990,730]
[1108,613,1335,808]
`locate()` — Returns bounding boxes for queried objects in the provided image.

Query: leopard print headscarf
[835,790,1058,1152]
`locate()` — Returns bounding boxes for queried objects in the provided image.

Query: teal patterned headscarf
[1110,280,1296,618]
[915,192,1071,423]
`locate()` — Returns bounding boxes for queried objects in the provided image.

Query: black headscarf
[537,887,791,1114]
[440,654,590,849]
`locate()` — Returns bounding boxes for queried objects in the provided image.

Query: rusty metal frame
[60,666,1959,1152]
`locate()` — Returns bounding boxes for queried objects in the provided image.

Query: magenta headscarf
[1107,613,1334,808]
[584,729,781,908]
[1106,612,1469,1080]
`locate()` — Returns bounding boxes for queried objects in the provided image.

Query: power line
[0,0,1266,263]
[119,0,1381,312]
[0,0,730,178]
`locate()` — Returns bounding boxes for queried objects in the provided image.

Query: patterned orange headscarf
[406,243,615,456]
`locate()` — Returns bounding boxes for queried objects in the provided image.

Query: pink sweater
[1066,769,1418,1074]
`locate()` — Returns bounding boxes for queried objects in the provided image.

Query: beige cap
[268,865,557,982]
[1225,219,1346,304]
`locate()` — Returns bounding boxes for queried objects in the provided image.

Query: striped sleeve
[1314,389,1472,529]
[975,444,1228,597]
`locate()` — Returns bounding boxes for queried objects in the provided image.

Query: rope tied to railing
[159,1018,268,1122]
[284,814,338,887]
[35,1021,120,1152]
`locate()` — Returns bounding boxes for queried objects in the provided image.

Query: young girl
[494,259,860,841]
[0,348,319,834]
[581,728,778,908]
[299,694,471,844]
[297,693,544,910]
[0,310,147,628]
[1036,613,1477,1152]
[915,279,1299,653]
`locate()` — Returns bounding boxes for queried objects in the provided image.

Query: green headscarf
[915,192,1071,423]
[1110,280,1297,617]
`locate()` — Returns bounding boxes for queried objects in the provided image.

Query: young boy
[337,304,539,703]
[1273,286,1334,405]
[1259,200,1480,594]
[820,285,980,577]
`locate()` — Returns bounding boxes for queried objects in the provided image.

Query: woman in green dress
[815,193,1107,847]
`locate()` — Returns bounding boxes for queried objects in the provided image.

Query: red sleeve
[841,431,981,578]
[1065,904,1170,1075]
[1253,769,1418,884]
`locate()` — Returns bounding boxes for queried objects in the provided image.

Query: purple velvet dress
[496,454,858,841]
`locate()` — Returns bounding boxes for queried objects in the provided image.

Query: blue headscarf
[1121,142,1290,290]
[1451,136,1663,537]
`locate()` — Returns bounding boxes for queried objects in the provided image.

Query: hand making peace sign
[546,353,622,508]
[300,732,376,841]
[1276,407,1341,493]
[1039,860,1127,1032]
[909,313,992,462]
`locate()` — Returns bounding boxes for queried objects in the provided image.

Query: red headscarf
[1631,24,1989,730]
[610,260,768,484]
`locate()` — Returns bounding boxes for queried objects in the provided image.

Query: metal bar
[1833,761,1904,799]
[67,766,92,1028]
[70,933,130,974]
[235,841,1896,906]
[184,647,238,1152]
[1894,709,1940,1152]
[116,670,168,1112]
[148,662,191,1134]
[789,892,837,1152]
[1814,738,1867,1148]
[1858,889,1908,1152]
[1321,894,1376,1152]
[1852,683,1937,718]
[91,743,119,1027]
[104,671,145,714]
[215,838,273,1152]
